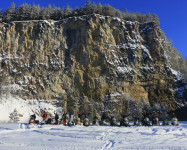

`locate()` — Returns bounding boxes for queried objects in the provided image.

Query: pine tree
[84,0,92,14]
[3,2,16,22]
[51,6,62,20]
[73,7,79,16]
[40,7,49,20]
[9,109,20,122]
[30,4,40,20]
[92,2,97,13]
[102,4,115,17]
[97,3,102,14]
[16,3,31,21]
[146,12,152,22]
[115,10,122,18]
[0,9,3,22]
[152,13,160,25]
[64,5,72,18]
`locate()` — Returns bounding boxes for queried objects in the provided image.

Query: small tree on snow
[9,109,19,122]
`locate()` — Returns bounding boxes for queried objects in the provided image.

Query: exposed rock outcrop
[0,14,186,117]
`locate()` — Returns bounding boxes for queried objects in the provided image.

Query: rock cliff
[0,14,186,117]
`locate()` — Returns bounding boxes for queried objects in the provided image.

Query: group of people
[29,111,59,125]
[29,111,179,127]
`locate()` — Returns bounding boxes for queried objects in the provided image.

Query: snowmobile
[83,118,90,126]
[66,114,75,126]
[162,119,169,126]
[29,114,39,124]
[29,114,36,125]
[45,118,53,124]
[142,117,151,126]
[51,119,56,125]
[67,119,74,126]
[134,118,140,126]
[152,117,160,126]
[100,113,110,126]
[110,117,118,126]
[120,117,130,127]
[99,120,109,126]
[93,114,100,126]
[75,118,82,125]
[171,117,179,126]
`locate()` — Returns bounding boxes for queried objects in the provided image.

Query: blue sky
[1,0,187,58]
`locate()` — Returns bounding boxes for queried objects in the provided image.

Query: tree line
[0,0,159,24]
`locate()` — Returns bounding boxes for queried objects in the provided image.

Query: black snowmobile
[133,117,140,126]
[110,117,118,126]
[152,117,160,126]
[162,119,169,126]
[83,118,90,126]
[80,113,90,126]
[120,116,130,127]
[100,113,110,126]
[29,114,36,125]
[142,117,151,126]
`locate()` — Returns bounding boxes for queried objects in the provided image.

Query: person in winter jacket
[55,113,59,125]
[162,112,169,126]
[29,114,36,124]
[61,112,68,125]
[43,111,47,122]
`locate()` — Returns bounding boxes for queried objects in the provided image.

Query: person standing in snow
[162,112,169,126]
[61,112,69,125]
[54,112,59,125]
[43,111,47,123]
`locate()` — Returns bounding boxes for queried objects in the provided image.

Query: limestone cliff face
[0,14,186,116]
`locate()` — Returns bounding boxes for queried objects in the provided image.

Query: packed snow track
[0,122,187,150]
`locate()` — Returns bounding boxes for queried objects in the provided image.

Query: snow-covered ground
[0,122,187,150]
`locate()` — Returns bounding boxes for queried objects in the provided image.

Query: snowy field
[0,122,187,150]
